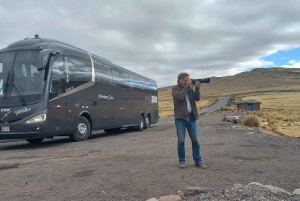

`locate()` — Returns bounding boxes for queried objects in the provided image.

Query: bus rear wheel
[70,116,90,141]
[137,115,144,131]
[144,114,151,129]
[26,138,44,144]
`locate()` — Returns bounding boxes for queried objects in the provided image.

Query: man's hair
[177,72,189,81]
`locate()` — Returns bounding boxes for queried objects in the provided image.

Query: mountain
[159,67,300,98]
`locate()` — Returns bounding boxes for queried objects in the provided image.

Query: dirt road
[0,112,299,201]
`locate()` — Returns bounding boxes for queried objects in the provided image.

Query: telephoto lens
[191,78,210,84]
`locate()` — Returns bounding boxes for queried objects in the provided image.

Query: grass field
[158,90,300,138]
[241,92,300,137]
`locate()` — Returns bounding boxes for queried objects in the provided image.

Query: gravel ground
[0,112,299,201]
[184,182,300,201]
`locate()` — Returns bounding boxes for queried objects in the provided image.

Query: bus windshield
[0,50,45,107]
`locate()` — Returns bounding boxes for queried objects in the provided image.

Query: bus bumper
[0,132,44,140]
[0,124,46,140]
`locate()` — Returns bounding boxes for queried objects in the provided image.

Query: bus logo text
[98,94,114,101]
[15,107,31,116]
[1,108,11,112]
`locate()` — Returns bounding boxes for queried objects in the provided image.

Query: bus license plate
[1,126,10,132]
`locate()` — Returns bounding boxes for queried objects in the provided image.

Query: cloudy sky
[1,0,300,87]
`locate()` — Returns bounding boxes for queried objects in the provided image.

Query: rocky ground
[147,182,300,201]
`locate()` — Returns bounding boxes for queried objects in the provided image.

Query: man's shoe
[179,161,185,169]
[195,161,206,169]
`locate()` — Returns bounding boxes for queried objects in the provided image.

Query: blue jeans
[175,115,202,163]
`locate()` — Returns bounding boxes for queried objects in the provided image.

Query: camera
[191,78,210,84]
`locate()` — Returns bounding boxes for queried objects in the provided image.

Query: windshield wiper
[0,70,11,99]
[8,71,27,106]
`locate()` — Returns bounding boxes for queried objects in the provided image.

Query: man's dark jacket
[172,84,200,120]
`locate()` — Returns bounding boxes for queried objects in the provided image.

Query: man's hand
[195,81,201,87]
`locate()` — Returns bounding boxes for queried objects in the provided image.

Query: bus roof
[0,35,156,83]
[0,35,111,64]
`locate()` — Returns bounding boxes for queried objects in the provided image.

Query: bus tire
[137,115,144,131]
[70,116,90,141]
[144,114,151,129]
[26,138,44,144]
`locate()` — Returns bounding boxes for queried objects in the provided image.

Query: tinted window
[65,56,92,92]
[66,56,92,82]
[0,50,45,106]
[94,62,112,84]
[112,69,129,87]
[129,74,146,90]
[51,57,65,80]
[146,80,157,91]
[49,57,65,98]
[0,52,15,95]
[12,50,44,95]
[15,50,39,61]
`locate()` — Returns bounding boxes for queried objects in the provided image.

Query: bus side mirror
[37,49,59,70]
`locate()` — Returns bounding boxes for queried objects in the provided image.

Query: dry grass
[242,115,260,127]
[242,92,300,137]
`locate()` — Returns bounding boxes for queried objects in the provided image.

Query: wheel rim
[77,122,88,136]
[145,117,150,127]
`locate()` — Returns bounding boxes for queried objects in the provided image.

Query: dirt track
[0,112,299,201]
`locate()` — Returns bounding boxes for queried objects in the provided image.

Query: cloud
[1,0,300,87]
[282,60,300,68]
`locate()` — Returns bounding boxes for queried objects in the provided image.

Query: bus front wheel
[70,116,90,141]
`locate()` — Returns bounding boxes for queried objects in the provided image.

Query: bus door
[47,56,67,133]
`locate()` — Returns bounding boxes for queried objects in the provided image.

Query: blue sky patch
[262,47,300,66]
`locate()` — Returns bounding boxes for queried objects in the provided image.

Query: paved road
[199,96,230,114]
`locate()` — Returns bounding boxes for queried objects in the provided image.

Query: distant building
[236,99,261,111]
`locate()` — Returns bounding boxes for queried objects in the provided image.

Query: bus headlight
[26,114,47,124]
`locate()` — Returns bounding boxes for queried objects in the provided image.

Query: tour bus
[0,35,159,143]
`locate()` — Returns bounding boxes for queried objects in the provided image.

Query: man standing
[172,72,206,169]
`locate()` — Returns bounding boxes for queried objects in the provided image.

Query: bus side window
[112,69,129,88]
[49,56,65,98]
[129,73,145,91]
[57,79,66,94]
[65,56,92,89]
[94,62,112,85]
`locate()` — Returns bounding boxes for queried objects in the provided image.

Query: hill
[158,67,300,137]
[160,67,300,98]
